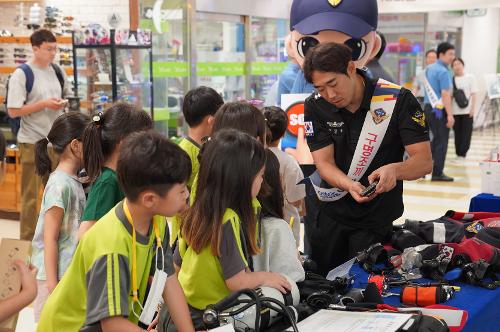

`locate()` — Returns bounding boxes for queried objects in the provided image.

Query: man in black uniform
[303,43,433,276]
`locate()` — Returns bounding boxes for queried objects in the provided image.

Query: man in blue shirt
[423,42,456,182]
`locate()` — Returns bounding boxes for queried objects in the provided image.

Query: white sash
[423,69,444,109]
[308,79,402,202]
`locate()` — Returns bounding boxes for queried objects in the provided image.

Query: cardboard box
[0,239,31,332]
[480,161,500,196]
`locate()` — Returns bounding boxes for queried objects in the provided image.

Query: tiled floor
[0,128,497,331]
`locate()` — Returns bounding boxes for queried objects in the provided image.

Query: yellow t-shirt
[170,138,201,245]
[178,137,200,190]
[174,200,261,310]
[37,201,173,331]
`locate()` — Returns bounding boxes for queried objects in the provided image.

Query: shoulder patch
[411,110,426,127]
[304,121,314,136]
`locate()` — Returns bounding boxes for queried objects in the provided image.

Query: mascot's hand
[285,127,314,164]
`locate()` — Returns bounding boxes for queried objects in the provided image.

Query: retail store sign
[151,62,189,77]
[379,0,500,13]
[197,62,246,76]
[251,62,289,76]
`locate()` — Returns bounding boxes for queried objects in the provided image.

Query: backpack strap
[18,64,35,100]
[50,63,65,97]
[17,63,65,101]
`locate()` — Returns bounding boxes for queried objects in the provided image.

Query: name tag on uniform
[327,121,344,136]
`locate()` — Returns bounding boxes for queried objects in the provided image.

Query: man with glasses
[7,29,70,241]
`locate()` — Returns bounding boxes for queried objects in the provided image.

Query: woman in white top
[452,57,477,158]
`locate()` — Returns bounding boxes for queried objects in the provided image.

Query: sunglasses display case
[71,29,153,118]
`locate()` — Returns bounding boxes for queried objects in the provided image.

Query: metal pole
[149,46,154,120]
[71,31,78,99]
[185,0,197,91]
[110,29,117,101]
[244,15,252,99]
[422,13,429,68]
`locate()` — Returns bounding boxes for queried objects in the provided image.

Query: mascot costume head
[289,0,381,71]
[281,0,381,161]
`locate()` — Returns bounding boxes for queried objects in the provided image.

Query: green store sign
[250,62,288,75]
[197,62,246,76]
[150,61,288,77]
[152,62,189,77]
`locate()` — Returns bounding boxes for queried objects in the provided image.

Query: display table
[468,193,500,213]
[350,264,500,332]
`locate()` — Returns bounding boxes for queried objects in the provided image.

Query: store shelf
[0,0,38,2]
[116,44,153,49]
[74,44,152,49]
[73,44,112,49]
[0,66,73,76]
[0,36,72,44]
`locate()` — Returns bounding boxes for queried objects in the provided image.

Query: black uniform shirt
[304,70,430,228]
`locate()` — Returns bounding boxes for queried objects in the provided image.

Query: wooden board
[0,148,21,213]
[0,239,31,332]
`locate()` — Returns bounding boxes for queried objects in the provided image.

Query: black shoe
[431,174,454,182]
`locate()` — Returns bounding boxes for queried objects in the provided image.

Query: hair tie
[92,112,104,126]
[45,137,50,143]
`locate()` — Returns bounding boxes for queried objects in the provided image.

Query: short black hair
[374,31,386,60]
[452,57,465,66]
[117,131,191,202]
[437,42,455,57]
[30,29,56,47]
[213,101,267,146]
[425,49,437,57]
[182,86,224,127]
[263,106,287,143]
[303,43,352,84]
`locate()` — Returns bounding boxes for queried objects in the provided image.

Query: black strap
[452,76,458,92]
[50,63,65,98]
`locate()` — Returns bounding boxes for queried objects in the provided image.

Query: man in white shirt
[7,29,71,240]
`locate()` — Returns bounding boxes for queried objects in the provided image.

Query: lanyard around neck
[123,200,162,317]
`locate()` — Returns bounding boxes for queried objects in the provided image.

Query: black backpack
[3,63,64,136]
[452,77,469,109]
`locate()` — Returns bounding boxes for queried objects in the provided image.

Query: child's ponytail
[35,137,52,177]
[82,115,105,182]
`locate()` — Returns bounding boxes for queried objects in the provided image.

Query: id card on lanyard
[123,201,168,326]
